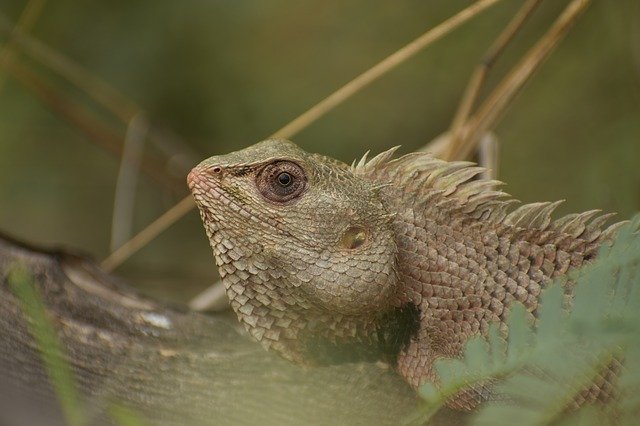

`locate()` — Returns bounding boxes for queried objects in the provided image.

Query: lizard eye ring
[256,161,307,203]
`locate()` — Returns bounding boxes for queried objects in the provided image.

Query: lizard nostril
[211,166,222,174]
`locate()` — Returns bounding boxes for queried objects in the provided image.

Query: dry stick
[270,0,503,139]
[0,8,184,193]
[0,11,137,123]
[456,0,591,161]
[477,133,499,180]
[110,114,149,252]
[0,0,47,91]
[0,11,200,175]
[101,196,195,271]
[0,10,201,282]
[188,280,229,312]
[445,0,543,161]
[100,0,505,273]
[0,58,184,194]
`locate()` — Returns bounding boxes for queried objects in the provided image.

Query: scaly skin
[188,139,621,410]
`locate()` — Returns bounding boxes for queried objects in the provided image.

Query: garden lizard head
[188,139,400,362]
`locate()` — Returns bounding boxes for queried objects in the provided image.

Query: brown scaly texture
[188,139,622,410]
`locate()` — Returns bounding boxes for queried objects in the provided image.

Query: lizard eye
[277,172,292,187]
[256,161,307,203]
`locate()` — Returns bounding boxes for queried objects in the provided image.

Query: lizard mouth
[189,172,307,251]
[189,180,229,222]
[187,166,231,230]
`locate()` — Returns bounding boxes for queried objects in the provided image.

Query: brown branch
[0,233,454,426]
[110,114,149,252]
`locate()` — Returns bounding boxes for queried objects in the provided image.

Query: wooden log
[0,234,464,425]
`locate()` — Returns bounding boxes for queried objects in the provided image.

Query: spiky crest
[352,146,622,244]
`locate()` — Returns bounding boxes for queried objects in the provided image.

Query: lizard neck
[383,181,605,329]
[222,266,419,365]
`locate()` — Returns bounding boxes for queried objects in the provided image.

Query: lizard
[187,138,622,410]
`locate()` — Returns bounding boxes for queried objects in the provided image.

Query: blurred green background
[0,0,638,303]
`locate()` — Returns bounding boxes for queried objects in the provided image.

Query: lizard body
[187,139,621,410]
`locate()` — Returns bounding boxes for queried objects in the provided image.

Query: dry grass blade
[0,0,47,91]
[0,10,138,122]
[110,114,149,252]
[271,0,503,139]
[449,0,591,161]
[101,0,506,271]
[189,280,228,312]
[101,195,195,271]
[0,56,185,193]
[0,10,200,174]
[446,0,542,161]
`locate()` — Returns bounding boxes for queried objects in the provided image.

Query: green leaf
[463,336,490,374]
[505,302,533,363]
[537,282,564,342]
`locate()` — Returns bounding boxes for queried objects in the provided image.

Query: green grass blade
[8,263,87,426]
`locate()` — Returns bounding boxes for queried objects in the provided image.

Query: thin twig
[446,0,542,161]
[0,57,184,193]
[110,113,149,252]
[417,134,449,157]
[455,0,591,161]
[188,280,229,312]
[270,0,504,139]
[101,195,195,271]
[477,133,499,180]
[0,0,47,91]
[0,10,137,123]
[0,10,200,176]
[101,0,506,272]
[0,9,187,192]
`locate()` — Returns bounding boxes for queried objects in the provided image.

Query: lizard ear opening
[340,226,368,249]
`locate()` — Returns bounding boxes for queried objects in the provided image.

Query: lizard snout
[187,165,223,190]
[186,168,202,190]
